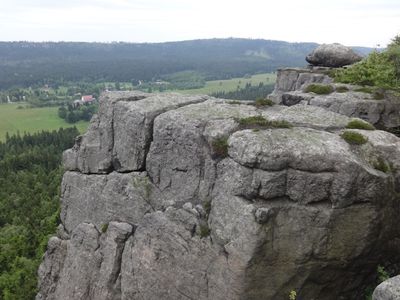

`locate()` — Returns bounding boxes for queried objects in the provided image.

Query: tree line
[0,128,79,299]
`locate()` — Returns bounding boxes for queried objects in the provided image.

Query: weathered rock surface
[373,275,400,300]
[37,91,400,300]
[269,68,400,129]
[306,43,363,67]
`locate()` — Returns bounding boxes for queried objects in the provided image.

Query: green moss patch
[341,131,368,145]
[305,84,334,95]
[346,119,375,130]
[237,116,292,129]
[101,223,109,233]
[211,137,229,158]
[335,86,349,93]
[372,157,391,173]
[250,98,275,108]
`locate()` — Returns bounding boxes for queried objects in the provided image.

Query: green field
[0,103,88,141]
[172,73,276,95]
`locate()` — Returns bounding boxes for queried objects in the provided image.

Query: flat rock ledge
[268,68,400,130]
[37,91,400,300]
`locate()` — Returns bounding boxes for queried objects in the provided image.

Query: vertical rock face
[37,91,400,300]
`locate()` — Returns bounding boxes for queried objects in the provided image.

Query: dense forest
[211,82,274,100]
[0,128,79,299]
[0,39,373,89]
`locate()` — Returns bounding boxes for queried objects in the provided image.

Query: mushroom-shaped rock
[306,43,363,67]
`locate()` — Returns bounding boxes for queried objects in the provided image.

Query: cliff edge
[37,84,400,299]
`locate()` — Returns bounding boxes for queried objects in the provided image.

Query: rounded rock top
[306,43,363,68]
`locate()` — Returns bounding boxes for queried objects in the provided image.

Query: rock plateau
[37,81,400,298]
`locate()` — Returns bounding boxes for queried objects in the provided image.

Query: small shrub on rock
[341,131,368,145]
[304,84,334,95]
[346,119,375,130]
[199,223,211,238]
[211,137,229,158]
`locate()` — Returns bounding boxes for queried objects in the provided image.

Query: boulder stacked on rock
[36,90,400,300]
[306,43,363,67]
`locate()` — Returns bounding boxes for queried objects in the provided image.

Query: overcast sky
[0,0,399,47]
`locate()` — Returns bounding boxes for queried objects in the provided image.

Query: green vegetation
[365,265,392,300]
[346,119,375,130]
[199,223,211,238]
[251,98,275,107]
[0,39,318,90]
[335,86,349,93]
[211,137,229,158]
[237,116,292,129]
[289,290,297,300]
[304,84,334,95]
[0,103,88,141]
[210,81,275,100]
[101,223,109,233]
[354,87,385,100]
[177,73,276,95]
[372,157,391,173]
[341,131,368,145]
[334,35,400,90]
[202,199,212,216]
[0,128,79,299]
[58,103,98,124]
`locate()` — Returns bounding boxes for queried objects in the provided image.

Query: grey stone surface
[63,92,209,174]
[373,275,400,300]
[268,67,332,103]
[60,171,163,233]
[146,99,259,205]
[268,68,400,129]
[306,43,363,67]
[37,91,400,300]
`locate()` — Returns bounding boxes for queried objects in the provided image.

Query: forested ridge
[0,128,79,299]
[0,38,373,89]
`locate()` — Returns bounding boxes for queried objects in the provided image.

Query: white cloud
[0,0,398,46]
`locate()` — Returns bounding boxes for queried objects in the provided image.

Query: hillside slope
[0,39,372,89]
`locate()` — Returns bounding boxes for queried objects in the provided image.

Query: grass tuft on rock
[305,84,334,95]
[237,116,292,129]
[251,98,275,108]
[211,137,229,158]
[346,119,375,130]
[341,131,368,145]
[226,100,242,105]
[199,223,211,238]
[335,86,349,93]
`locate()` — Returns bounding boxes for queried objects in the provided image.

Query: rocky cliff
[37,80,400,299]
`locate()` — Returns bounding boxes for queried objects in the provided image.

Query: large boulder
[373,275,400,300]
[306,43,363,67]
[37,92,400,300]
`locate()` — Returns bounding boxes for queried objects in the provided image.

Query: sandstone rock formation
[306,43,363,67]
[373,275,400,300]
[37,89,400,300]
[269,68,400,130]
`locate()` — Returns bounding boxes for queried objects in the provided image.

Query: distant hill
[0,39,373,89]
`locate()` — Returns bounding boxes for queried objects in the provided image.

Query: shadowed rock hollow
[37,89,400,300]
